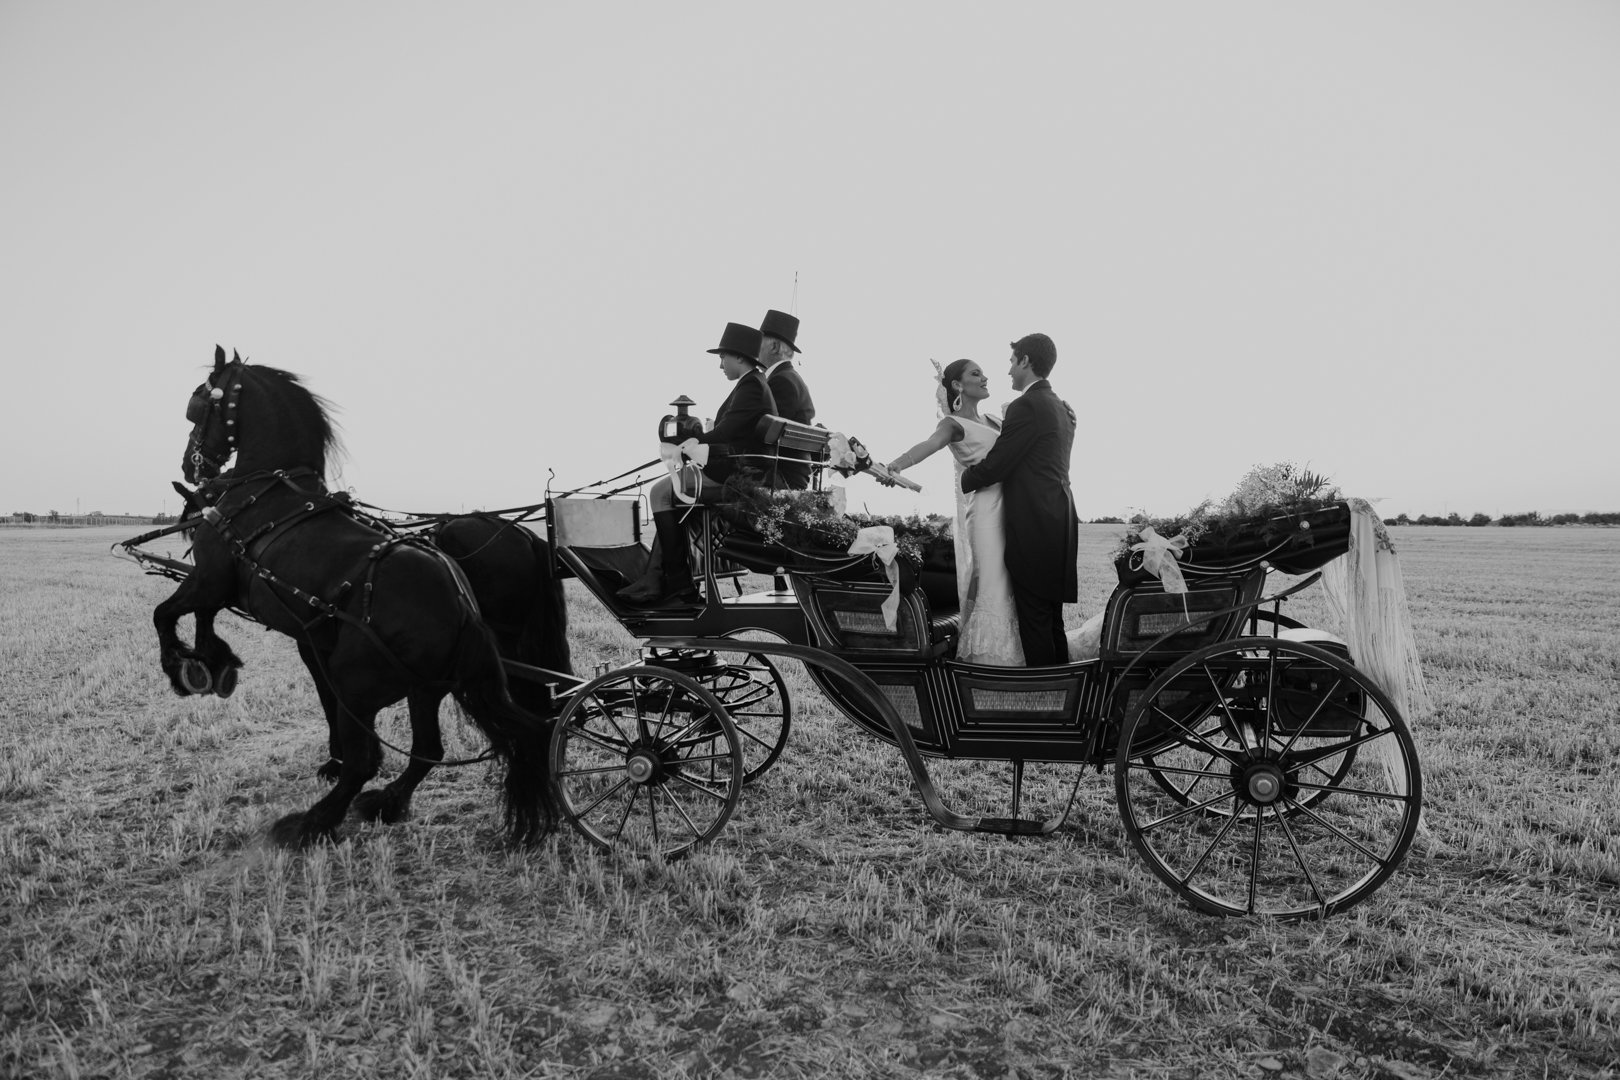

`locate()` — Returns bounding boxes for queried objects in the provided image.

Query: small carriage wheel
[551,665,743,859]
[700,644,792,785]
[1115,637,1421,920]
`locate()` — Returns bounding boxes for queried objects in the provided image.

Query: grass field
[3,524,1617,1079]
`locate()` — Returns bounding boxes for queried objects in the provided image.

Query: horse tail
[448,612,558,846]
[520,531,574,694]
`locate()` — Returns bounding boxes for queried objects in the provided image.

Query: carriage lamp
[660,396,703,444]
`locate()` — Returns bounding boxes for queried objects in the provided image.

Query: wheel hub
[625,748,664,785]
[1231,754,1291,807]
[1246,764,1285,803]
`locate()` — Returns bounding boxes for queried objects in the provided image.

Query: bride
[885,360,1025,667]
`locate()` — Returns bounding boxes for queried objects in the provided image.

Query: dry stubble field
[2,524,1618,1080]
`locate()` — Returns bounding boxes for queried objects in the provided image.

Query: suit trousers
[1011,578,1068,667]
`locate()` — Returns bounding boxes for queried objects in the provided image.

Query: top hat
[759,309,801,353]
[707,322,764,361]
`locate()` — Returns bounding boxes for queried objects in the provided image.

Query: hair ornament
[931,359,949,418]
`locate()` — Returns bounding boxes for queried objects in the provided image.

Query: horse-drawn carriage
[129,350,1423,922]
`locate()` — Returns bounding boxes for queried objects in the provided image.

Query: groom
[959,333,1079,666]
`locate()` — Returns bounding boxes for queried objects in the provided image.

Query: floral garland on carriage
[1114,462,1347,568]
[713,472,953,567]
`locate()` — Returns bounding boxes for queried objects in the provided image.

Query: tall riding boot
[616,535,665,603]
[651,509,700,603]
[616,511,698,605]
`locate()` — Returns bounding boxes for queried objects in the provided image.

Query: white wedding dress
[949,417,1025,666]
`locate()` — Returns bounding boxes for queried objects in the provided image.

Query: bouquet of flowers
[827,433,921,492]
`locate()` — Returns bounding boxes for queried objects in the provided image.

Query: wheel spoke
[667,771,735,804]
[1288,725,1391,768]
[566,723,632,756]
[1271,804,1327,913]
[1291,778,1414,803]
[656,785,708,838]
[1247,802,1265,914]
[1127,759,1227,784]
[1283,794,1398,864]
[1151,695,1245,765]
[557,763,628,780]
[1199,663,1252,753]
[1139,788,1241,833]
[567,774,632,818]
[1176,806,1248,888]
[1274,674,1345,756]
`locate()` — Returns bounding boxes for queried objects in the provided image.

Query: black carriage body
[546,492,1320,766]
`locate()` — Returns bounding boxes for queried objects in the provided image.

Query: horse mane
[240,363,346,472]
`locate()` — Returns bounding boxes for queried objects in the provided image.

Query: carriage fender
[1276,626,1349,654]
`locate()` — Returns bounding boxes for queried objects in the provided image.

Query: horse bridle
[185,362,244,479]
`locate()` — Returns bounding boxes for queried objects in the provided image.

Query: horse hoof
[179,659,213,695]
[269,813,332,849]
[354,790,410,825]
[215,666,239,699]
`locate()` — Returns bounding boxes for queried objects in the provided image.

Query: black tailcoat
[694,368,779,483]
[765,362,816,489]
[959,379,1079,603]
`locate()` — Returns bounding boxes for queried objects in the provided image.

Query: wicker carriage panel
[1101,568,1265,664]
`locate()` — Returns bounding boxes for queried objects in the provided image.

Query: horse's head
[182,346,240,483]
[180,346,341,483]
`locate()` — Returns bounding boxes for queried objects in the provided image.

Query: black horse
[310,511,574,781]
[156,347,558,847]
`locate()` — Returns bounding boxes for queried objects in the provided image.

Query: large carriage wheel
[551,666,743,859]
[1115,638,1421,920]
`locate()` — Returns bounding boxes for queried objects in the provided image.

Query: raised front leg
[154,578,226,696]
[192,610,243,697]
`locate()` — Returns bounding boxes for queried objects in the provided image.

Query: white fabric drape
[1319,498,1429,815]
[1319,499,1431,723]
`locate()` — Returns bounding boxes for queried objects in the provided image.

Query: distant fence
[2,515,168,528]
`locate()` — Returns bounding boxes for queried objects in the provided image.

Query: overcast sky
[2,1,1615,522]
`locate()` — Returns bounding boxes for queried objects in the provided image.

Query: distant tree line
[1082,511,1620,527]
[1383,511,1620,527]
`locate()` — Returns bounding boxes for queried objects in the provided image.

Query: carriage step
[973,817,1046,836]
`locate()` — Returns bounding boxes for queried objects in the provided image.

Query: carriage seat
[750,415,834,490]
[1099,566,1267,663]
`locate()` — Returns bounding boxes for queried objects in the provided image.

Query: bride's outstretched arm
[886,417,963,474]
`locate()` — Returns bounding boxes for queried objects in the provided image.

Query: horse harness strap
[186,362,246,476]
[195,470,459,690]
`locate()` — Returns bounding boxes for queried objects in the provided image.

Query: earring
[951,392,963,412]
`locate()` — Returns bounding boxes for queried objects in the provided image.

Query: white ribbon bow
[1130,526,1189,596]
[826,432,858,472]
[659,438,710,503]
[848,525,901,630]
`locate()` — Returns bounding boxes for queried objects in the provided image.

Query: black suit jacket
[959,380,1079,602]
[694,369,778,483]
[765,362,816,489]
